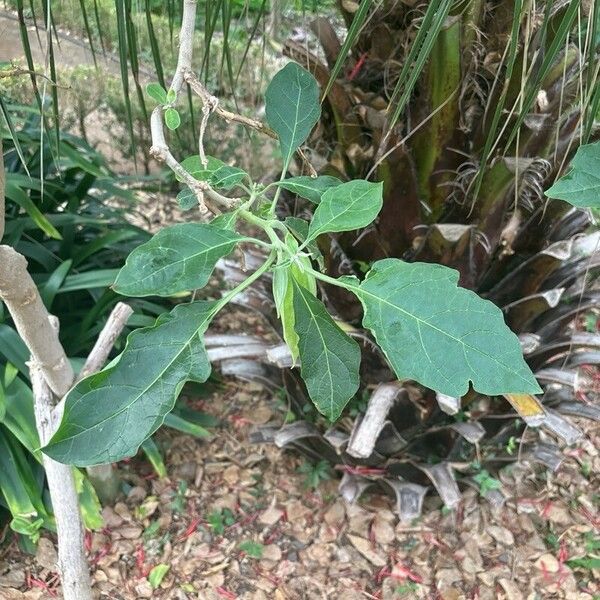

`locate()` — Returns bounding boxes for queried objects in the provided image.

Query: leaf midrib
[53,311,215,446]
[118,230,244,291]
[295,283,336,416]
[309,185,377,240]
[356,282,533,384]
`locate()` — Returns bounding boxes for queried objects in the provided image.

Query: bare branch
[184,70,318,177]
[78,302,134,381]
[170,0,198,95]
[184,69,277,138]
[347,382,405,459]
[30,365,92,600]
[149,107,238,217]
[0,246,74,396]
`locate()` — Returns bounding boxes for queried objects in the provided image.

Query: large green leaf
[276,175,342,204]
[353,260,541,397]
[265,63,321,169]
[181,155,248,190]
[44,301,217,466]
[306,180,383,242]
[113,223,246,297]
[291,277,360,421]
[545,141,600,208]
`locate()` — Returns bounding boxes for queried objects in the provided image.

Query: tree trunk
[30,366,93,600]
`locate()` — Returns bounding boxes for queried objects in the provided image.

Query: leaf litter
[1,332,598,599]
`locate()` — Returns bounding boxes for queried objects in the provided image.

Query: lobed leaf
[353,259,541,398]
[44,302,217,466]
[291,277,361,421]
[265,63,321,169]
[276,175,342,204]
[307,180,383,242]
[113,223,246,297]
[544,141,600,208]
[181,155,248,190]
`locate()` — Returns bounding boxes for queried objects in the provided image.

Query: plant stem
[306,265,358,291]
[217,251,276,310]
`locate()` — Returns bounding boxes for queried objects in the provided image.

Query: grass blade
[78,0,98,69]
[141,438,167,478]
[93,0,107,55]
[41,0,60,155]
[0,97,30,175]
[504,0,581,151]
[322,0,373,100]
[386,0,452,134]
[470,0,523,202]
[145,0,166,89]
[114,0,137,164]
[124,0,148,122]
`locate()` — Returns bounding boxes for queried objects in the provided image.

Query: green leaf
[238,540,264,559]
[265,63,321,169]
[306,180,383,242]
[210,211,238,230]
[181,155,247,190]
[276,175,342,204]
[164,413,211,438]
[176,187,197,211]
[5,182,62,240]
[148,564,170,589]
[353,259,542,398]
[146,83,168,104]
[141,438,167,478]
[285,216,324,268]
[113,223,246,297]
[273,237,316,364]
[44,301,217,466]
[166,88,176,104]
[165,107,181,130]
[291,277,361,421]
[545,141,600,208]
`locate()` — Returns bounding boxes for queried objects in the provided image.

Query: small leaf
[165,107,181,130]
[545,141,600,208]
[265,63,321,169]
[307,180,383,242]
[211,211,238,230]
[276,175,342,204]
[44,302,217,466]
[291,276,361,421]
[166,88,176,103]
[113,223,246,297]
[353,259,542,398]
[273,237,315,364]
[181,155,247,190]
[238,540,264,559]
[148,564,170,589]
[285,216,324,268]
[146,82,167,104]
[176,187,197,211]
